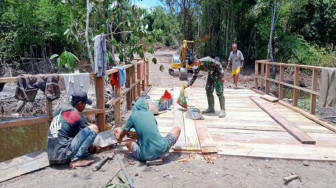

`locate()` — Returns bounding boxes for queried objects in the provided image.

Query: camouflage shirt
[188,57,225,86]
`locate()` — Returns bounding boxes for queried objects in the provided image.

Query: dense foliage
[0,0,335,69]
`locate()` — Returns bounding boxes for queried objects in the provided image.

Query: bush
[276,34,336,67]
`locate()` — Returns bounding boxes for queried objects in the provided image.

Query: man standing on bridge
[47,91,101,168]
[184,56,226,118]
[226,43,244,89]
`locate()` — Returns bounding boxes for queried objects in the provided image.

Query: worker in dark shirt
[47,91,101,168]
[184,56,226,118]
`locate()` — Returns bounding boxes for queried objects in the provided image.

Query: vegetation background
[0,0,335,71]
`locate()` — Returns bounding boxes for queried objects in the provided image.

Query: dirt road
[148,48,255,89]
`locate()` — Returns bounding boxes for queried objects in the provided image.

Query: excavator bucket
[179,67,188,80]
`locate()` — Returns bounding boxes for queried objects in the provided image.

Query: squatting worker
[114,98,181,161]
[184,56,226,118]
[47,91,101,168]
[226,43,244,89]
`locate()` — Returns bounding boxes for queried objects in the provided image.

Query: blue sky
[133,0,163,9]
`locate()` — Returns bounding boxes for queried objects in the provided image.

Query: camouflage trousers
[205,72,224,98]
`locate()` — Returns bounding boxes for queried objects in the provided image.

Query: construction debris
[146,158,163,166]
[283,173,299,184]
[93,154,115,172]
[116,152,135,188]
[128,160,136,165]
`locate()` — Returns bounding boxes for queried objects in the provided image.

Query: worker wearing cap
[185,56,226,118]
[47,91,101,168]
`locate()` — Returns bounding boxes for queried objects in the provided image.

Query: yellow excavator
[169,40,195,80]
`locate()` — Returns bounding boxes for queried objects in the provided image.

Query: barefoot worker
[184,56,226,118]
[226,43,245,89]
[47,91,101,168]
[114,98,181,161]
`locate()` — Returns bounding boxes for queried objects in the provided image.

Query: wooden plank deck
[150,86,336,161]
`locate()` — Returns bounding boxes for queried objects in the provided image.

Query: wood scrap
[146,158,163,166]
[250,97,316,144]
[93,154,115,172]
[260,94,279,102]
[283,174,299,184]
[177,157,189,163]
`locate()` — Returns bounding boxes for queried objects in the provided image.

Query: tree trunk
[268,0,278,79]
[225,8,230,59]
[119,0,127,63]
[85,0,94,67]
[182,0,186,39]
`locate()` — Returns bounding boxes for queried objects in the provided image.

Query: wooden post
[293,67,300,106]
[46,97,53,124]
[137,63,141,97]
[131,64,136,102]
[260,63,265,90]
[279,65,285,99]
[115,85,121,125]
[126,68,131,110]
[142,61,145,91]
[265,64,271,94]
[95,76,105,132]
[254,62,259,89]
[310,69,318,114]
[146,60,149,87]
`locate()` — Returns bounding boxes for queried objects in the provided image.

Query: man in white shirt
[226,43,244,89]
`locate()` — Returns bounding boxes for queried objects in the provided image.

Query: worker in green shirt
[114,98,181,161]
[184,56,226,118]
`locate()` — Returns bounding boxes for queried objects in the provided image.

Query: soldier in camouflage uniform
[184,56,226,118]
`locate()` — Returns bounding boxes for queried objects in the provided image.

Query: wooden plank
[260,63,265,90]
[95,76,105,132]
[125,68,131,110]
[131,65,136,102]
[277,100,336,133]
[310,69,318,114]
[187,87,216,153]
[106,68,118,75]
[93,129,118,148]
[255,60,322,70]
[172,87,186,151]
[215,142,334,161]
[293,67,300,106]
[46,97,53,125]
[82,108,105,116]
[145,60,149,86]
[256,77,320,96]
[254,62,258,88]
[260,94,279,102]
[0,151,49,183]
[265,64,270,94]
[136,63,141,98]
[183,112,200,150]
[0,116,52,129]
[194,120,217,153]
[279,65,285,99]
[115,85,121,125]
[250,97,316,144]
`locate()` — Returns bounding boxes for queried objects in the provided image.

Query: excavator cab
[169,40,195,80]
